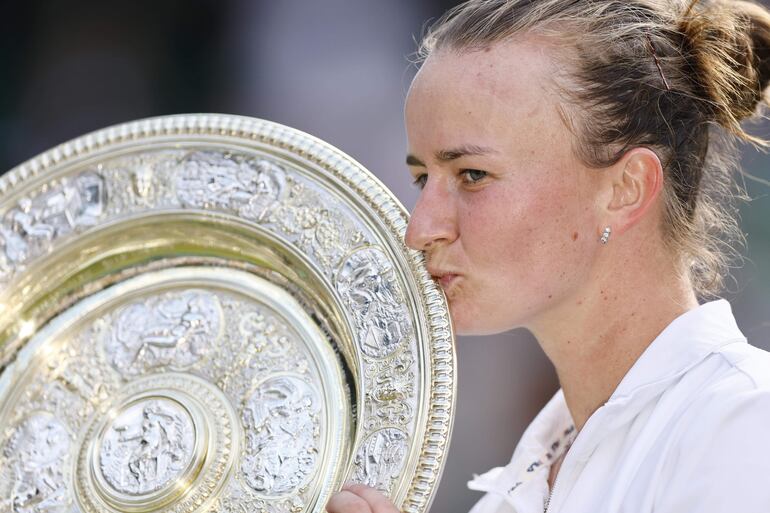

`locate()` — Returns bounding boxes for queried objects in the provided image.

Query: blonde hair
[418,0,770,298]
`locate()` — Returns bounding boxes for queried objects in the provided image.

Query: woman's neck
[528,257,698,432]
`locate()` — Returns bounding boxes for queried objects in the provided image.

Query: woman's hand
[326,484,400,513]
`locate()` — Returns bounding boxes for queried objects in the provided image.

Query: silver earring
[600,226,612,244]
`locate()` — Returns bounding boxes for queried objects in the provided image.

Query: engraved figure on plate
[99,399,195,496]
[241,375,321,496]
[353,428,409,492]
[175,152,286,222]
[336,247,411,358]
[104,290,222,376]
[0,173,105,275]
[0,412,72,513]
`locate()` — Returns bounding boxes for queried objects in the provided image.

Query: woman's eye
[412,174,428,189]
[460,169,488,184]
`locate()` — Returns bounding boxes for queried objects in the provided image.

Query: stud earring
[600,226,612,244]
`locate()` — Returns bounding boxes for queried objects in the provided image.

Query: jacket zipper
[544,470,562,513]
[544,435,576,513]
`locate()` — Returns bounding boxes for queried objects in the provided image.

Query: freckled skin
[404,42,604,336]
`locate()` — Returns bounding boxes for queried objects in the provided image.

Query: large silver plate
[0,115,455,513]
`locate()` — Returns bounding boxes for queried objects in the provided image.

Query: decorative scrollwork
[365,351,416,428]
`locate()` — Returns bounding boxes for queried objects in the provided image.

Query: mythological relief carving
[240,375,321,496]
[175,151,287,222]
[0,172,105,281]
[353,428,408,492]
[0,413,72,513]
[336,247,411,359]
[99,399,196,496]
[73,373,239,513]
[103,290,223,377]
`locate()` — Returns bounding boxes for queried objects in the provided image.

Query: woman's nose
[405,179,458,252]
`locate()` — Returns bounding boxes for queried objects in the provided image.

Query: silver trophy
[0,115,455,513]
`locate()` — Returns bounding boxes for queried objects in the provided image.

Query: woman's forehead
[406,41,567,150]
[411,40,558,96]
[406,42,557,114]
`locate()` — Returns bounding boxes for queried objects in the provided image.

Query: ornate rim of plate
[0,114,456,513]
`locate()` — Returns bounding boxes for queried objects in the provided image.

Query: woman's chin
[449,307,522,336]
[451,315,504,337]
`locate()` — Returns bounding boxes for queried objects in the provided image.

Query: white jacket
[467,300,770,513]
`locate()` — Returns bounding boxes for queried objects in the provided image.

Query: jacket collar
[600,299,746,429]
[468,300,747,500]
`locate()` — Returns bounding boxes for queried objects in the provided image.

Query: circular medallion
[97,397,196,496]
[75,371,238,513]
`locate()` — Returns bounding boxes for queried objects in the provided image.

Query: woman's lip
[437,274,458,288]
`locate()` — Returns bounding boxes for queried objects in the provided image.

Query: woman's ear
[605,147,664,234]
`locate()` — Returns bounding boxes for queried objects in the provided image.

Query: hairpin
[646,33,671,92]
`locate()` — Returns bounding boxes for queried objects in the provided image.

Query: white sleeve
[654,387,770,512]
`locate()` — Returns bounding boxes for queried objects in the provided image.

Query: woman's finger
[342,484,401,513]
[325,490,374,513]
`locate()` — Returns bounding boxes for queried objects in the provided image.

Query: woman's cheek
[461,182,529,224]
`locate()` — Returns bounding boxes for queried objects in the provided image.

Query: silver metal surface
[0,114,456,513]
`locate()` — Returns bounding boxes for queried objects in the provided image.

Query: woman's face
[404,40,604,336]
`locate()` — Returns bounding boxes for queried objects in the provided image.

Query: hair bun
[740,1,770,93]
[679,0,770,138]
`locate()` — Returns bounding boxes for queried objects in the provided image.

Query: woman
[327,0,770,512]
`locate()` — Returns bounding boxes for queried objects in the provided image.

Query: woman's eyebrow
[406,144,496,167]
[406,154,425,167]
[436,144,495,161]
